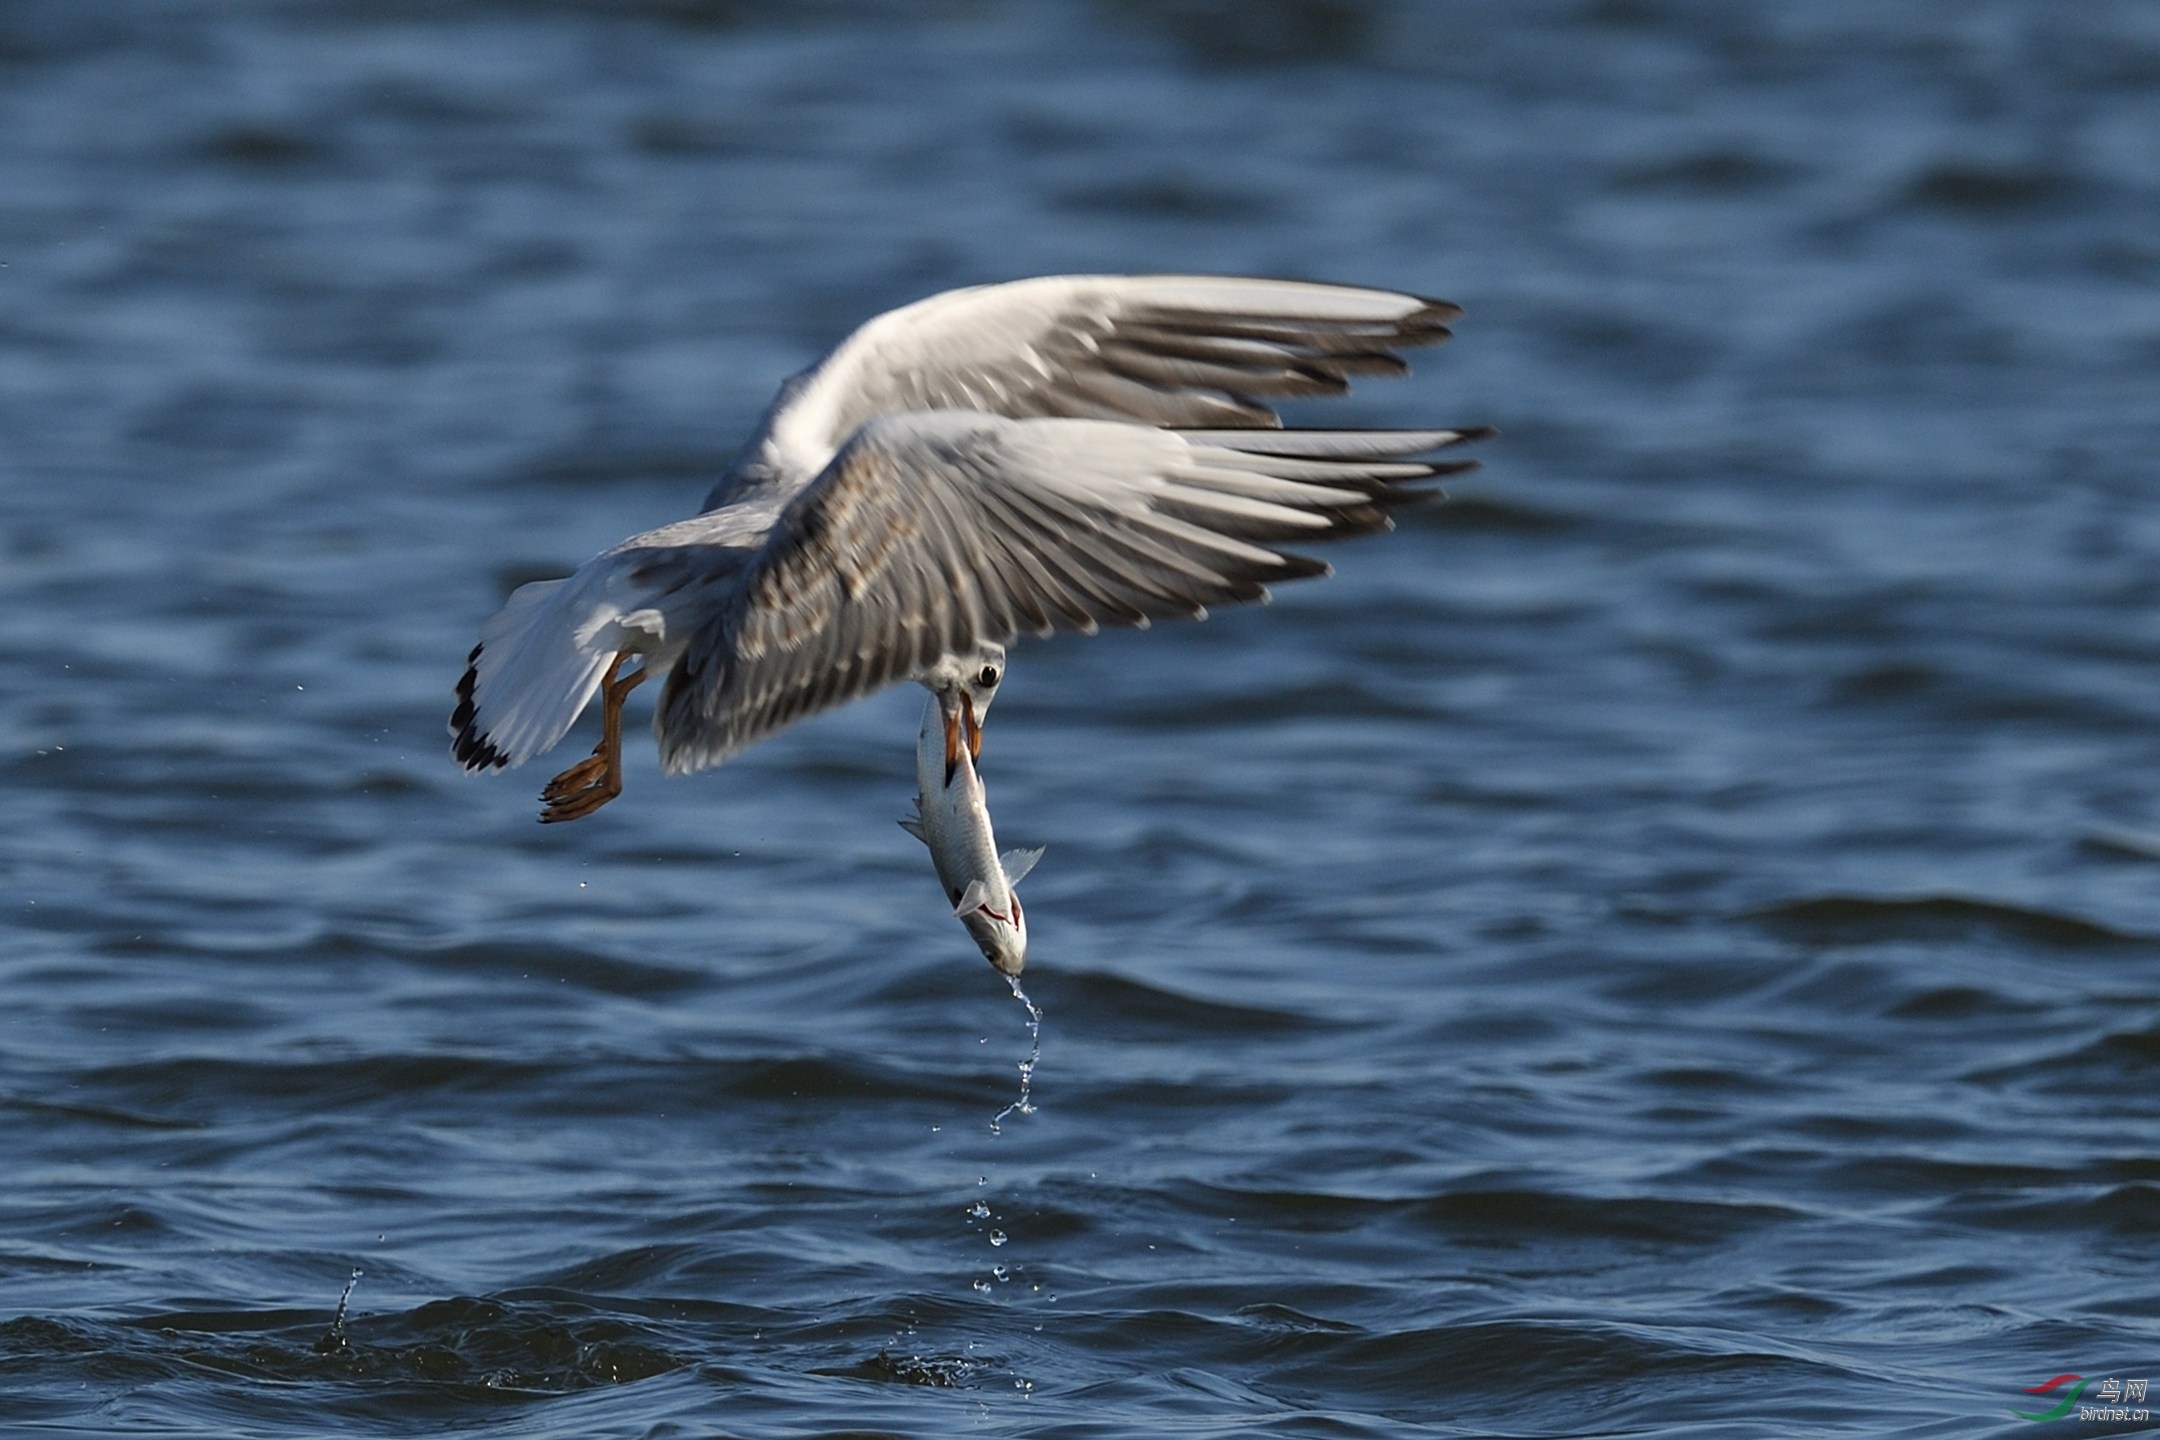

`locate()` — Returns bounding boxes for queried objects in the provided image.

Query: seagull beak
[963,692,983,762]
[942,704,962,787]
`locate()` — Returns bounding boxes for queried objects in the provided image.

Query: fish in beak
[902,644,1041,975]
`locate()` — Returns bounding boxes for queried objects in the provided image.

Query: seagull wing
[736,275,1463,492]
[657,410,1489,774]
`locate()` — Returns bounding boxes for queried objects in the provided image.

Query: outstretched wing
[726,275,1463,498]
[659,411,1490,774]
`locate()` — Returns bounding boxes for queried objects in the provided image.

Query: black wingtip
[449,646,510,772]
[1410,297,1465,325]
[1272,552,1332,582]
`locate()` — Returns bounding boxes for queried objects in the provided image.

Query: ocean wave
[1749,894,2147,951]
[0,1294,686,1397]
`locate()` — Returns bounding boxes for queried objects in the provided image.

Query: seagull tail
[449,578,614,772]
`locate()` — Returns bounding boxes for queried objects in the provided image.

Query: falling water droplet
[989,973,1044,1133]
[988,1229,1007,1247]
[312,1268,363,1356]
[967,1201,990,1219]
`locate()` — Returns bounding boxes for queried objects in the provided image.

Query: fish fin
[898,817,927,843]
[999,846,1044,887]
[953,879,991,917]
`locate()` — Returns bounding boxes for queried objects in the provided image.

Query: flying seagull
[449,274,1491,820]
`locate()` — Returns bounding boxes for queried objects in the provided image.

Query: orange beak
[941,693,986,786]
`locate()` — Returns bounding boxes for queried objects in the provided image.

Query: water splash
[988,972,1042,1134]
[311,1268,363,1357]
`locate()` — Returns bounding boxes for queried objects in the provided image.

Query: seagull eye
[977,666,999,687]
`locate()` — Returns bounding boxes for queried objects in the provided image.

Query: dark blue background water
[4,2,2159,1435]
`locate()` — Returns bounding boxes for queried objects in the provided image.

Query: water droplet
[988,1229,1007,1247]
[971,1279,992,1294]
[967,1202,990,1219]
[992,1264,1010,1281]
[313,1267,364,1356]
[990,974,1044,1132]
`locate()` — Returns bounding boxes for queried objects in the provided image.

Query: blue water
[4,2,2159,1435]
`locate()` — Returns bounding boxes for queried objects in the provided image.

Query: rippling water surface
[4,2,2160,1436]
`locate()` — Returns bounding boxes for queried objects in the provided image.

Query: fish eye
[977,665,999,687]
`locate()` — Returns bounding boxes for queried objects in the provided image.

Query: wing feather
[656,412,1485,773]
[730,275,1467,496]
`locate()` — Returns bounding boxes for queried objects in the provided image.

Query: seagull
[449,274,1491,820]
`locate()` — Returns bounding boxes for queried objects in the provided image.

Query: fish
[900,644,1042,975]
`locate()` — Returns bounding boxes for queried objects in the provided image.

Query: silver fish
[900,644,1042,975]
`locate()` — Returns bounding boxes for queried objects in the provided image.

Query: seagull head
[919,642,1007,768]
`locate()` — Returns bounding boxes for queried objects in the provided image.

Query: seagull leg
[539,654,648,823]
